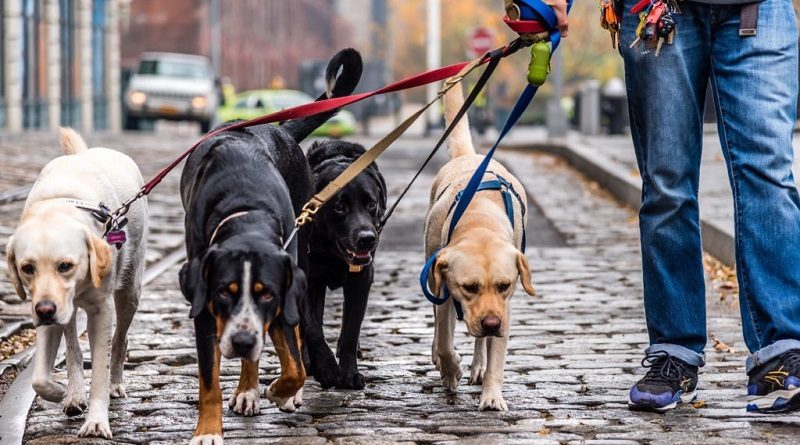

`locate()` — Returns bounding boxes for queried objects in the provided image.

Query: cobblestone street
[2,131,799,444]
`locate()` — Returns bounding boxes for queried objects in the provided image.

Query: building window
[0,0,6,128]
[21,0,47,129]
[91,0,106,130]
[60,0,79,127]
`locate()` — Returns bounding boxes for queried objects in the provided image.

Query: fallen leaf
[538,427,551,436]
[692,399,707,409]
[712,336,735,353]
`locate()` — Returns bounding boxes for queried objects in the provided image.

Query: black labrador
[178,49,362,442]
[302,141,387,389]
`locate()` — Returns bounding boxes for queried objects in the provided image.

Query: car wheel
[199,119,212,134]
[124,115,139,131]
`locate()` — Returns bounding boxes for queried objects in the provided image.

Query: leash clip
[104,190,144,249]
[295,201,321,228]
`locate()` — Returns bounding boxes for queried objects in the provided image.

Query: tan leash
[282,53,490,250]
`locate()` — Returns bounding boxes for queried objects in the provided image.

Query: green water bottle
[527,42,551,86]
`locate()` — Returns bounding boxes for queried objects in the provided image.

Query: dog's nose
[354,230,377,250]
[481,316,502,334]
[231,331,257,356]
[35,301,57,321]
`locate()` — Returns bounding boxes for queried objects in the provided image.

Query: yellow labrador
[5,128,147,438]
[424,84,535,411]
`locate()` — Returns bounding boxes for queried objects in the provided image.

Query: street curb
[506,140,736,266]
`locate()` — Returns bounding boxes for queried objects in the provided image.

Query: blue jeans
[621,0,800,373]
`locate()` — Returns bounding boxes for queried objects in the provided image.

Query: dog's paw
[309,353,341,389]
[440,367,463,391]
[31,378,66,402]
[110,383,127,398]
[293,388,304,408]
[265,382,297,413]
[62,395,87,417]
[337,369,365,390]
[78,416,112,438]
[190,433,224,445]
[228,388,260,416]
[438,353,463,391]
[478,387,508,411]
[468,364,485,385]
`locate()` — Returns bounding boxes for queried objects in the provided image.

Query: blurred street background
[2,1,800,444]
[0,0,645,135]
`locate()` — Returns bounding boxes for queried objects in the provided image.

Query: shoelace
[781,349,800,374]
[640,351,690,385]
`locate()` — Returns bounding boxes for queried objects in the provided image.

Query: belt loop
[739,2,759,37]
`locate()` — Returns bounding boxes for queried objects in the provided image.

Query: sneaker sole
[628,390,697,413]
[746,387,800,413]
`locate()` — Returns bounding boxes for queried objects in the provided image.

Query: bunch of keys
[629,0,678,57]
[599,0,621,49]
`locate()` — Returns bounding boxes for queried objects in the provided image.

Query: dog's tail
[59,127,89,155]
[443,83,475,158]
[281,48,363,143]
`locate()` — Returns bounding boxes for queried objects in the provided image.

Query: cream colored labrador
[424,84,536,411]
[5,128,147,438]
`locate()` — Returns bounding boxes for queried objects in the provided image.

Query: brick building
[121,0,360,92]
[1,0,126,132]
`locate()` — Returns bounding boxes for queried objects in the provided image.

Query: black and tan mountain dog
[302,141,387,389]
[178,49,362,445]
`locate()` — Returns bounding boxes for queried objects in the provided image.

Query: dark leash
[377,40,523,233]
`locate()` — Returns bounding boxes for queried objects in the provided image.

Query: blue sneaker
[628,351,698,413]
[746,349,800,413]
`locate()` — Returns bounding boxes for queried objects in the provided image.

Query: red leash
[104,57,490,236]
[140,60,478,195]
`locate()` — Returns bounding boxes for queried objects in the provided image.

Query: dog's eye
[497,282,511,293]
[333,202,346,214]
[219,290,232,301]
[258,293,273,303]
[58,262,74,273]
[463,283,480,294]
[367,201,378,211]
[20,264,35,275]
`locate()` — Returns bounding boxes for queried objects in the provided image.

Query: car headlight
[192,96,208,109]
[129,91,147,105]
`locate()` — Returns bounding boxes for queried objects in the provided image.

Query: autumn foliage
[387,0,624,100]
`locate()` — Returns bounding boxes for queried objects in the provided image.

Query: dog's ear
[516,251,536,297]
[85,230,112,288]
[432,251,449,297]
[281,255,304,327]
[5,236,27,300]
[180,247,219,318]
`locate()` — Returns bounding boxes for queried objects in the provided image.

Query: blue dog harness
[418,0,571,321]
[421,173,527,320]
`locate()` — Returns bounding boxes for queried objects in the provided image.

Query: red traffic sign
[467,26,495,58]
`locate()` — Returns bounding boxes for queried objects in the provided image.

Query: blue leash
[420,0,571,320]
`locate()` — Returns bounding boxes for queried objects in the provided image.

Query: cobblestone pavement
[1,131,799,444]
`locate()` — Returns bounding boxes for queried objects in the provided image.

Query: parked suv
[124,52,218,132]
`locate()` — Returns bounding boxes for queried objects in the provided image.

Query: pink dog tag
[106,230,127,249]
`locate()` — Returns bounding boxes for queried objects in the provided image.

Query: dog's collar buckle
[60,198,127,249]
